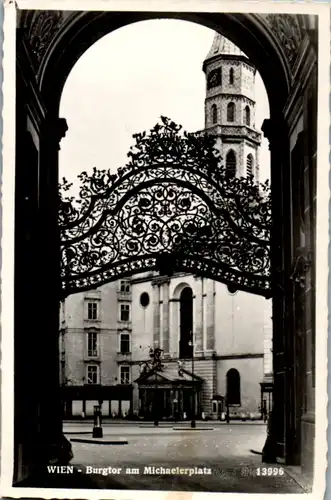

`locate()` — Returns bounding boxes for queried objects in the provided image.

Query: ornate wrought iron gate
[59,117,271,299]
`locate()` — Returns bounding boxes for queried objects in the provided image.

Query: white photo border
[1,1,329,499]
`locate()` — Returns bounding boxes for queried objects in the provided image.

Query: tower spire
[203,32,261,182]
[204,33,247,62]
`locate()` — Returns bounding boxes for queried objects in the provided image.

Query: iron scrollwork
[59,117,272,298]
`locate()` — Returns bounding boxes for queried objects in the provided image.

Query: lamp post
[226,398,230,424]
[188,333,196,429]
[92,404,103,438]
[150,345,163,427]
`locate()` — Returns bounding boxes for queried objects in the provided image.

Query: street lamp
[92,404,103,438]
[188,333,196,429]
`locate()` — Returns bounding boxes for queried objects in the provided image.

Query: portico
[135,365,203,420]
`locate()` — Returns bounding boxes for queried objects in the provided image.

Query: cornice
[205,94,255,106]
[130,271,192,286]
[220,125,262,146]
[130,353,264,365]
[203,54,256,73]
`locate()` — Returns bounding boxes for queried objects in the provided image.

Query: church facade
[59,34,272,420]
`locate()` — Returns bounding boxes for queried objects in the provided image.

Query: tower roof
[205,33,248,61]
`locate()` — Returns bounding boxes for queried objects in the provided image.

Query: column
[162,280,170,354]
[301,71,317,479]
[179,389,183,418]
[170,389,174,417]
[261,115,289,462]
[152,283,161,348]
[205,279,215,352]
[34,116,69,472]
[195,277,204,353]
[14,110,42,481]
[169,298,180,357]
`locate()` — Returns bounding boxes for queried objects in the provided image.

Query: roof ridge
[205,32,247,61]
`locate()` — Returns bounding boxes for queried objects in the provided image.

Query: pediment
[135,365,203,385]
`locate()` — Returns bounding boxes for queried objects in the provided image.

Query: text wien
[47,466,74,474]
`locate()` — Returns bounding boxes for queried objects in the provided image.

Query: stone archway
[14,9,317,485]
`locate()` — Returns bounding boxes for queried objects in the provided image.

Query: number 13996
[256,467,284,476]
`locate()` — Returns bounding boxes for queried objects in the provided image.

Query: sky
[59,19,270,191]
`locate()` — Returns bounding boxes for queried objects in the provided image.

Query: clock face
[210,74,217,85]
[208,68,222,89]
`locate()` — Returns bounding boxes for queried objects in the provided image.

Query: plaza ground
[20,422,308,493]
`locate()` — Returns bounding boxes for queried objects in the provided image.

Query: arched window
[211,104,218,124]
[229,67,234,84]
[179,287,193,359]
[227,102,235,122]
[245,106,251,126]
[246,154,254,177]
[226,369,241,405]
[226,150,236,178]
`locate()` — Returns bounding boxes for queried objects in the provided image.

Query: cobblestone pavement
[57,425,305,493]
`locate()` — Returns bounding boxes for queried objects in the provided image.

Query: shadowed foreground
[14,425,306,493]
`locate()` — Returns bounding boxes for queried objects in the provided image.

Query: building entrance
[138,385,201,421]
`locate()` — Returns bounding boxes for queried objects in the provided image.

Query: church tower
[203,33,261,181]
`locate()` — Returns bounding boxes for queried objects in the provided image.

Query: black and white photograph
[1,1,329,498]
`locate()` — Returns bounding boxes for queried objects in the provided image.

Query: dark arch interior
[226,150,236,178]
[227,102,235,122]
[226,368,241,405]
[211,103,218,124]
[179,287,193,359]
[247,153,253,176]
[229,67,234,84]
[245,105,251,126]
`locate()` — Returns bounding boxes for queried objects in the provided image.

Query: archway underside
[23,10,298,113]
[60,119,271,299]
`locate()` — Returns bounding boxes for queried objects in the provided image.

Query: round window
[227,284,238,295]
[140,292,150,308]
